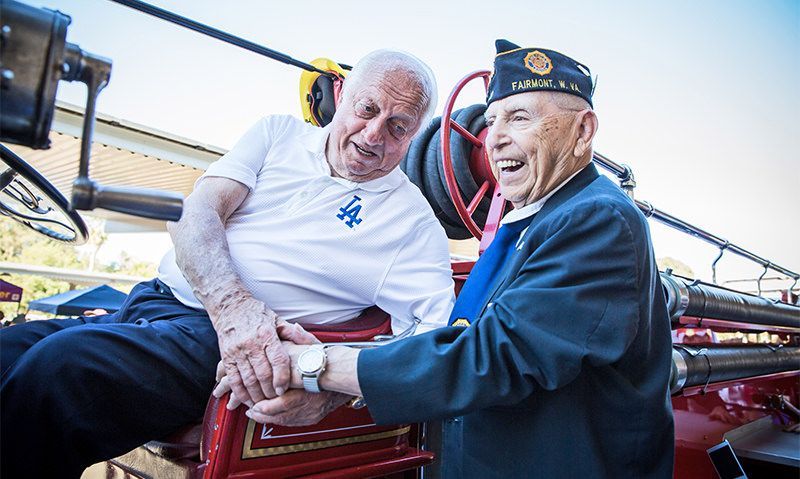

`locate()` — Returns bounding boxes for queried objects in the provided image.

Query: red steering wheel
[440,70,508,252]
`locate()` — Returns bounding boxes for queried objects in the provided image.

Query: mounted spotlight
[0,0,182,223]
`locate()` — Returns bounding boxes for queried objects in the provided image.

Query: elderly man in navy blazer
[246,39,675,478]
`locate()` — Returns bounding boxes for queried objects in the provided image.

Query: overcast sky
[30,0,800,290]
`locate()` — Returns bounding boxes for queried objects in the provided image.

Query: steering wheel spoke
[466,180,491,215]
[440,70,507,243]
[449,119,483,148]
[1,144,89,244]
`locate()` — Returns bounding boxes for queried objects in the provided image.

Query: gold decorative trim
[495,46,526,58]
[242,420,411,459]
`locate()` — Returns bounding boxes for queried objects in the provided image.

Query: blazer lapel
[478,164,601,314]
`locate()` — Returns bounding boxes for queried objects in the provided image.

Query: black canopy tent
[28,285,127,316]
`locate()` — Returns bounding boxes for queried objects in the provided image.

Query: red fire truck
[1,1,797,477]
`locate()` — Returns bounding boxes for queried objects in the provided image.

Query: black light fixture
[0,0,183,224]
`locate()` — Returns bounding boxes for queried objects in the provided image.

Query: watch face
[298,348,325,374]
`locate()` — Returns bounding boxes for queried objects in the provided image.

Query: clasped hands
[211,298,349,426]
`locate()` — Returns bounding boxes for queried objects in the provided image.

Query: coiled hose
[662,273,800,328]
[401,105,491,239]
[670,344,800,393]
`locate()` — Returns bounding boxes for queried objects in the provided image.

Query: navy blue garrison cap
[487,39,594,107]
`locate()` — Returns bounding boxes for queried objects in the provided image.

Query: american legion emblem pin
[524,50,553,76]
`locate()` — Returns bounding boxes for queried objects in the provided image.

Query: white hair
[342,49,438,134]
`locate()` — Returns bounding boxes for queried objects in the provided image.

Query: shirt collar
[500,168,583,225]
[298,123,405,193]
[299,122,331,154]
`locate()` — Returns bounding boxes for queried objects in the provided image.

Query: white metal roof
[5,102,226,232]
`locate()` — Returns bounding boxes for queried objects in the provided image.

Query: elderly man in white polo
[0,49,454,479]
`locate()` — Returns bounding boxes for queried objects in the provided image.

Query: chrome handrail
[592,152,799,288]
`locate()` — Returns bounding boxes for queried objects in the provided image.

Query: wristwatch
[297,345,327,393]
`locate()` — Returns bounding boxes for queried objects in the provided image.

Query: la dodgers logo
[337,195,363,228]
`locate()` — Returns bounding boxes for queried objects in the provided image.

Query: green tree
[102,251,156,292]
[1,221,86,316]
[0,219,156,319]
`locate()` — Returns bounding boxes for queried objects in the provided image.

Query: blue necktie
[448,216,534,327]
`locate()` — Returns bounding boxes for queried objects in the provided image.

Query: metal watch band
[302,375,321,393]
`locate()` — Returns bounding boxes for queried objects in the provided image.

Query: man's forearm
[168,206,251,322]
[170,197,289,401]
[322,347,362,396]
[287,345,363,397]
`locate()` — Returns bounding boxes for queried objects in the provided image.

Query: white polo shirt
[158,115,454,334]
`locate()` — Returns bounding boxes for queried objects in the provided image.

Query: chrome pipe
[670,349,689,394]
[592,152,627,177]
[661,273,690,320]
[593,152,635,198]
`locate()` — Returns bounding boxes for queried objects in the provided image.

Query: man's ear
[573,109,598,158]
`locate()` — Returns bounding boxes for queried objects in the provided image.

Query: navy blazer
[359,164,674,478]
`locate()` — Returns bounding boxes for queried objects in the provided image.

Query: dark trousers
[0,279,220,479]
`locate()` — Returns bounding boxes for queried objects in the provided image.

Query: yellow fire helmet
[299,58,348,127]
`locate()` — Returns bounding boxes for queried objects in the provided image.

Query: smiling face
[325,69,427,183]
[484,91,597,208]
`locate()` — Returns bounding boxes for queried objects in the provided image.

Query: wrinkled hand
[276,320,320,347]
[213,316,318,409]
[213,297,288,407]
[246,389,351,426]
[213,361,246,410]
